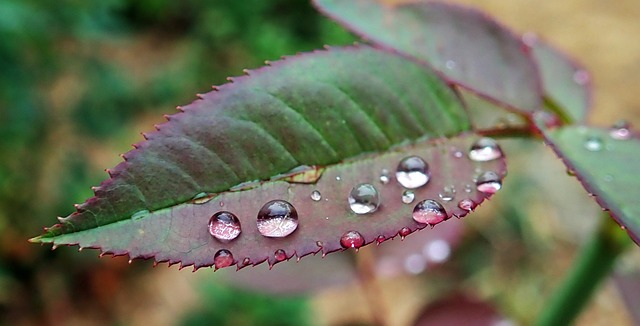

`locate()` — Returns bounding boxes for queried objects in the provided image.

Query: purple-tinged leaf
[313,0,543,112]
[524,33,592,123]
[544,125,640,245]
[35,133,506,270]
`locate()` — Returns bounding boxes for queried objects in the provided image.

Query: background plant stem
[536,216,632,326]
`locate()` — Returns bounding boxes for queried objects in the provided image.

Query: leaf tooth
[211,86,219,91]
[196,93,204,100]
[176,105,184,112]
[242,69,251,76]
[120,153,129,162]
[323,44,332,50]
[163,114,171,122]
[141,132,149,140]
[264,60,272,66]
[226,77,235,83]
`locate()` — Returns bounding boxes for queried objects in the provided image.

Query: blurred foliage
[0,0,354,324]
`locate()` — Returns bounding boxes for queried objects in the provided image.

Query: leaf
[525,34,592,123]
[32,47,504,267]
[543,125,640,245]
[313,0,543,112]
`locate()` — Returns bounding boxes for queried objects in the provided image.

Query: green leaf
[32,46,508,269]
[527,36,591,123]
[544,125,640,245]
[313,0,543,112]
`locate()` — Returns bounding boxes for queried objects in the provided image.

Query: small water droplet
[219,201,224,207]
[131,210,150,221]
[464,184,473,193]
[584,136,603,151]
[573,69,589,85]
[376,235,386,244]
[208,211,242,241]
[214,249,234,269]
[310,190,322,201]
[476,171,502,194]
[445,60,456,70]
[457,198,477,212]
[274,249,287,262]
[399,227,411,239]
[379,169,390,184]
[242,258,251,266]
[316,241,324,248]
[192,192,213,204]
[438,185,456,202]
[402,190,415,204]
[452,150,463,158]
[335,176,342,181]
[257,200,299,238]
[469,138,503,162]
[609,120,631,140]
[396,156,430,189]
[348,183,380,214]
[412,199,447,225]
[340,230,365,249]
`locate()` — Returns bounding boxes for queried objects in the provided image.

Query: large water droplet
[310,190,322,201]
[208,211,242,241]
[439,185,456,202]
[396,156,430,189]
[609,120,631,140]
[257,200,299,238]
[468,137,503,162]
[402,190,415,204]
[412,199,447,225]
[584,136,603,151]
[214,249,234,269]
[379,169,390,184]
[457,198,477,212]
[476,171,502,194]
[274,249,287,262]
[348,183,380,214]
[340,230,365,249]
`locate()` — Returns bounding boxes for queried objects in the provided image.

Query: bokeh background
[1,0,639,325]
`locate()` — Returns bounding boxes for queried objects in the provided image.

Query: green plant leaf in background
[32,46,507,269]
[544,125,640,244]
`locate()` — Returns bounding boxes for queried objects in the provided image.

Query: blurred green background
[1,1,639,325]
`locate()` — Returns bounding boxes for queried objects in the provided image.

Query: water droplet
[468,137,503,162]
[219,201,224,207]
[310,190,322,201]
[348,183,380,214]
[573,69,589,85]
[584,136,603,151]
[316,241,324,248]
[396,156,430,189]
[457,199,477,212]
[340,230,365,249]
[452,150,463,158]
[242,257,251,266]
[402,190,415,204]
[208,211,242,241]
[376,235,386,244]
[399,227,411,239]
[257,200,299,238]
[214,249,234,269]
[192,192,213,204]
[131,210,150,221]
[476,171,502,194]
[439,185,456,202]
[379,169,390,184]
[445,60,456,70]
[335,176,342,181]
[609,120,631,140]
[464,184,473,193]
[274,249,287,262]
[412,199,447,225]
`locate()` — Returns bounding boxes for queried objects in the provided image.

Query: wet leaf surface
[313,0,543,112]
[544,125,640,245]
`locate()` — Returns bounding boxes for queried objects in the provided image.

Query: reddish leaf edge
[312,0,546,116]
[541,126,640,245]
[32,132,508,272]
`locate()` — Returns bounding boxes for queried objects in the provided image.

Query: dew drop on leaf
[348,183,380,214]
[396,156,430,189]
[609,120,631,140]
[340,230,365,249]
[476,171,503,194]
[412,199,447,225]
[310,190,322,202]
[445,60,456,70]
[468,137,503,162]
[464,184,473,193]
[379,169,390,184]
[402,190,415,204]
[439,185,456,202]
[584,136,603,152]
[399,227,411,239]
[376,235,386,244]
[457,198,477,212]
[208,211,242,241]
[214,249,234,269]
[256,200,298,238]
[274,249,287,262]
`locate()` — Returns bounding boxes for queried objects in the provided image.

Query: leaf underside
[544,126,640,245]
[33,46,510,269]
[313,0,543,112]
